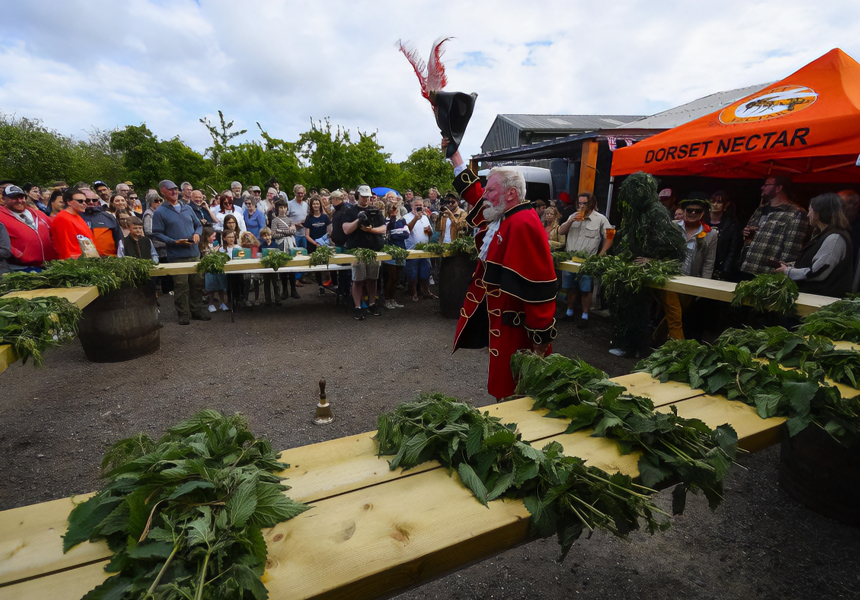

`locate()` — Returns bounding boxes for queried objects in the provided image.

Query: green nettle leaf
[514,442,544,462]
[457,462,489,506]
[637,456,671,489]
[227,480,258,528]
[168,480,216,501]
[64,496,123,552]
[375,393,671,560]
[187,513,213,547]
[64,410,307,599]
[522,494,549,534]
[782,381,819,416]
[517,351,739,518]
[403,433,430,466]
[558,404,601,432]
[126,540,175,559]
[640,326,860,446]
[486,472,516,501]
[754,394,783,419]
[466,425,483,458]
[786,414,814,437]
[252,485,310,528]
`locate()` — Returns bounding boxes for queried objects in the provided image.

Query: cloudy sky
[1,1,858,165]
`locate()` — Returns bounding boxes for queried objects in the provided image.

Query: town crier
[446,141,558,400]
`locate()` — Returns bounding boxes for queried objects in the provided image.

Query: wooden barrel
[778,425,860,526]
[439,255,477,319]
[77,286,161,362]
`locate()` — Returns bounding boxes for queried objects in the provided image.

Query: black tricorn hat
[431,90,478,158]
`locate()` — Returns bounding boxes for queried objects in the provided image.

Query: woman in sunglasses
[659,193,718,341]
[213,192,246,233]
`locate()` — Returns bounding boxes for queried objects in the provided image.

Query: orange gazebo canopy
[611,48,860,183]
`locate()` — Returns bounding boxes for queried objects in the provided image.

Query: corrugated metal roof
[617,83,772,130]
[500,114,646,131]
[481,114,646,153]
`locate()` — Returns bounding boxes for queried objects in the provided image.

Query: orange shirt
[51,211,94,259]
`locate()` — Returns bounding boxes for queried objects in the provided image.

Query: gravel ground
[1,284,858,600]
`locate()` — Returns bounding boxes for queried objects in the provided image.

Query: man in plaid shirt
[740,176,808,276]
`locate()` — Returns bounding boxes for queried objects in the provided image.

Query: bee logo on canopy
[719,85,818,124]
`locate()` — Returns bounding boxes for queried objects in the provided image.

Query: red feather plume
[398,37,452,109]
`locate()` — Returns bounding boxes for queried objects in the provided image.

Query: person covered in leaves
[446,140,557,400]
[608,172,686,357]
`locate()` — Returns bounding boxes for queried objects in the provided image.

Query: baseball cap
[3,185,25,197]
[658,188,673,198]
[93,180,107,188]
[357,185,372,197]
[158,180,178,190]
[249,185,260,192]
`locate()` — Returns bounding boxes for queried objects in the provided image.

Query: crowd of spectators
[0,176,472,324]
[1,173,856,337]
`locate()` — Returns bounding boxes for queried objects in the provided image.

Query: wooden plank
[613,371,706,405]
[149,253,397,276]
[0,560,108,600]
[555,262,839,315]
[0,494,100,586]
[0,361,843,594]
[662,394,786,453]
[0,390,790,600]
[578,139,599,195]
[0,380,716,588]
[1,286,100,309]
[0,345,16,376]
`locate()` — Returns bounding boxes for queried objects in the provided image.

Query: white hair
[489,167,526,201]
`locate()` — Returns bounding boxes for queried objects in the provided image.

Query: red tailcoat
[452,169,557,399]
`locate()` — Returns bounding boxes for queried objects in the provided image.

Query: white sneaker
[391,301,404,308]
[208,304,216,313]
[220,303,229,311]
[608,348,627,357]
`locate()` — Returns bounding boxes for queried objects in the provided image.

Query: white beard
[482,200,505,223]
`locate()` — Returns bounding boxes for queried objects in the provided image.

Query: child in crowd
[117,216,158,294]
[200,227,228,312]
[117,216,158,262]
[221,230,245,309]
[258,227,282,306]
[240,231,262,305]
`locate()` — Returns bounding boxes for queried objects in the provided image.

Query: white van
[478,166,554,202]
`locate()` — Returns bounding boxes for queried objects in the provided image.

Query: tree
[0,115,75,184]
[109,124,165,190]
[296,119,402,190]
[399,145,454,196]
[69,129,124,186]
[199,110,247,168]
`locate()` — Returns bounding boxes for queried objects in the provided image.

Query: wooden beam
[556,260,839,315]
[578,139,599,195]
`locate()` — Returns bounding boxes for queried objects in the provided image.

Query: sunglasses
[685,207,704,214]
[85,199,100,204]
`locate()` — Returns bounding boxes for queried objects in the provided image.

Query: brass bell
[313,379,333,425]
